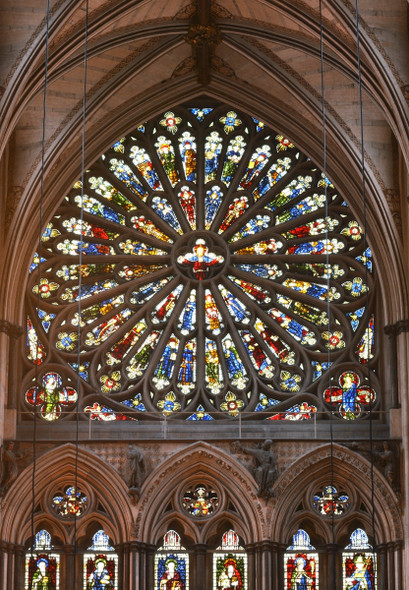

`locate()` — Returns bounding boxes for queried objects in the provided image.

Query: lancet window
[25,529,60,590]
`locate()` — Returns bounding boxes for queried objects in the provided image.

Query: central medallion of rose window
[176,235,226,281]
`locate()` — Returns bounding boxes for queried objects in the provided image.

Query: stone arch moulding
[0,443,133,544]
[272,443,402,544]
[135,441,266,543]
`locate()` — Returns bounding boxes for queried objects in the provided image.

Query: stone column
[384,323,400,409]
[260,540,273,590]
[270,542,280,590]
[378,543,387,589]
[394,540,403,590]
[145,543,156,590]
[325,544,338,590]
[117,543,127,590]
[6,542,14,589]
[62,544,75,590]
[245,543,255,590]
[14,543,25,590]
[192,543,206,590]
[387,542,396,590]
[0,321,23,442]
[0,541,7,589]
[129,541,140,590]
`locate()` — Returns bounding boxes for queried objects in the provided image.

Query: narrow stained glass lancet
[284,530,319,590]
[25,530,60,590]
[24,103,378,422]
[155,531,189,590]
[213,530,247,590]
[83,530,118,590]
[342,529,376,590]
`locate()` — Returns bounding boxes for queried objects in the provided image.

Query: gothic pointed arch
[0,443,133,544]
[135,441,265,543]
[272,443,402,544]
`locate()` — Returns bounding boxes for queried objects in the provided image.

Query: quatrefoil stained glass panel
[24,104,378,421]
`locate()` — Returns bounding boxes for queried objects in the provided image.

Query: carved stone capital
[384,320,409,335]
[0,320,24,339]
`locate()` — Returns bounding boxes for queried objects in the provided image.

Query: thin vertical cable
[319,0,336,563]
[354,0,376,564]
[32,0,51,556]
[73,1,89,587]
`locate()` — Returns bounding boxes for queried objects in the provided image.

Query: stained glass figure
[27,318,46,365]
[153,335,179,389]
[24,103,377,423]
[179,131,197,182]
[284,530,319,590]
[205,132,223,182]
[178,186,196,229]
[151,286,183,324]
[213,530,247,590]
[268,402,317,421]
[313,485,349,516]
[178,290,197,335]
[205,339,223,393]
[182,484,219,517]
[177,339,196,393]
[155,136,179,186]
[221,136,246,185]
[25,372,77,421]
[323,371,376,420]
[205,186,224,228]
[52,485,88,518]
[25,530,60,590]
[205,290,224,334]
[84,402,135,421]
[155,531,189,590]
[343,529,376,590]
[177,239,224,280]
[221,337,248,389]
[83,531,118,590]
[356,316,375,364]
[130,145,162,189]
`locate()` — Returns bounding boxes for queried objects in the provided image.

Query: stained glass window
[213,530,247,590]
[312,485,349,516]
[83,530,118,590]
[25,530,60,590]
[284,530,319,590]
[154,531,189,590]
[182,484,219,517]
[342,529,376,589]
[24,104,378,421]
[51,485,88,518]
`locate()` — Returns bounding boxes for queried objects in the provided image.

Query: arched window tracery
[23,103,378,422]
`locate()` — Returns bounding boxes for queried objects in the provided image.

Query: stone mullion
[191,543,206,590]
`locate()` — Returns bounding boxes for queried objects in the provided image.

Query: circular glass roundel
[24,104,377,422]
[182,484,219,517]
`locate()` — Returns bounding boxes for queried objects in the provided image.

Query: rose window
[24,103,378,422]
